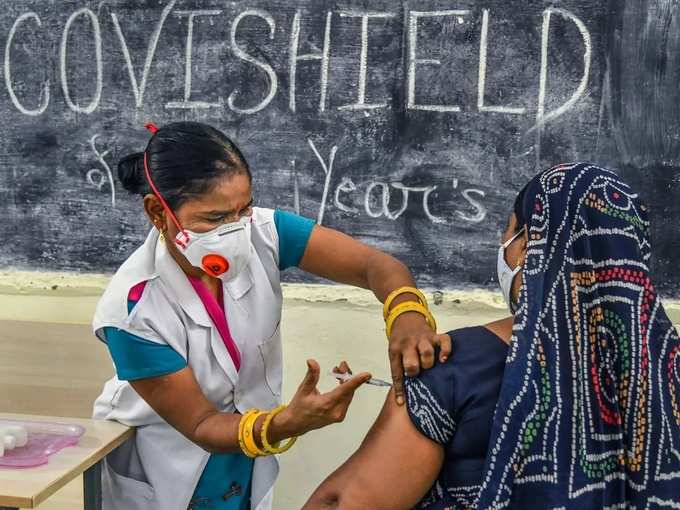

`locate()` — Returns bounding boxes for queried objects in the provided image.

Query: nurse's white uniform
[92,207,284,510]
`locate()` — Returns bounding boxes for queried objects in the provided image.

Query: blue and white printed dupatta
[474,163,680,509]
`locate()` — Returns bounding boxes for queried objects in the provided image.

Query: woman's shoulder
[446,325,509,362]
[409,326,507,390]
[404,325,509,444]
[252,207,316,272]
[94,229,161,315]
[112,228,161,281]
[93,274,178,340]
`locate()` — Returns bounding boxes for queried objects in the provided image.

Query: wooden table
[0,413,133,510]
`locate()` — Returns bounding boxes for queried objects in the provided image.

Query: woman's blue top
[405,326,509,510]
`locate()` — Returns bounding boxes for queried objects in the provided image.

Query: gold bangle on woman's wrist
[382,286,429,319]
[261,404,298,455]
[239,409,267,458]
[238,409,261,458]
[385,301,437,339]
[243,410,268,457]
[238,405,298,458]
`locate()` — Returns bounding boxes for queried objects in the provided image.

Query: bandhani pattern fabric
[473,163,680,509]
[406,377,457,445]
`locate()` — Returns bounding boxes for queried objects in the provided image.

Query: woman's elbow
[190,411,229,453]
[304,483,371,510]
[303,488,340,510]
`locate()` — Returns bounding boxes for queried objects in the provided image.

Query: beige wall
[1,271,679,508]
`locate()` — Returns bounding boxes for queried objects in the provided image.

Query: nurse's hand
[388,313,452,406]
[271,359,370,438]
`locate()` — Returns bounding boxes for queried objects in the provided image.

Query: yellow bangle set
[383,287,437,339]
[385,301,437,339]
[382,286,428,319]
[238,405,298,458]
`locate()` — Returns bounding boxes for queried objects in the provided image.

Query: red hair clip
[145,122,159,134]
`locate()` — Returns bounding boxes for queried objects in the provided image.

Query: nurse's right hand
[270,359,371,437]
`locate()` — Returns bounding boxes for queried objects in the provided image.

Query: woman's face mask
[177,216,253,281]
[497,227,525,314]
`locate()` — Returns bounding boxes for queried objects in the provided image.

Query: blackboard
[1,0,679,294]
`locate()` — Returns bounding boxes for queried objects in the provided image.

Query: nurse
[92,121,448,510]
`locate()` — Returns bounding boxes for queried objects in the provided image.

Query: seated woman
[304,163,680,509]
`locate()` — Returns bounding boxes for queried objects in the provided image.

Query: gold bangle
[382,287,428,320]
[261,405,298,455]
[238,409,260,458]
[385,302,437,339]
[243,410,268,457]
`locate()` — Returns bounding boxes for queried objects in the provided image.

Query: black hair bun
[117,152,147,195]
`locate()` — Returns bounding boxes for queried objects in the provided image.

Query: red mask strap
[143,151,190,248]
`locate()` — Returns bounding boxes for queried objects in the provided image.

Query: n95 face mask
[177,216,253,281]
[497,228,524,314]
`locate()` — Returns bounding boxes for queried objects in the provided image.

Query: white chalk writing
[533,8,591,169]
[60,8,103,114]
[111,0,177,108]
[4,12,50,116]
[166,9,223,109]
[307,138,337,225]
[477,9,525,114]
[228,10,278,114]
[337,11,395,111]
[303,141,488,225]
[2,6,592,123]
[86,134,116,207]
[407,10,470,112]
[289,10,332,112]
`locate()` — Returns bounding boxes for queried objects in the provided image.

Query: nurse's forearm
[130,369,312,454]
[194,406,327,454]
[299,225,424,307]
[188,410,302,454]
[363,250,420,303]
[300,225,420,300]
[196,410,315,454]
[131,356,368,455]
[191,411,244,453]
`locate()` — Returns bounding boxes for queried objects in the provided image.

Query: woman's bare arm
[303,388,444,510]
[130,360,370,453]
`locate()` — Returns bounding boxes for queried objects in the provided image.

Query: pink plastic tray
[0,419,85,468]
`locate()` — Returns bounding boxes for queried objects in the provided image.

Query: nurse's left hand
[271,359,371,438]
[388,313,452,406]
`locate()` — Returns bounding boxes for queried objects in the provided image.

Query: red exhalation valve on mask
[202,254,230,277]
